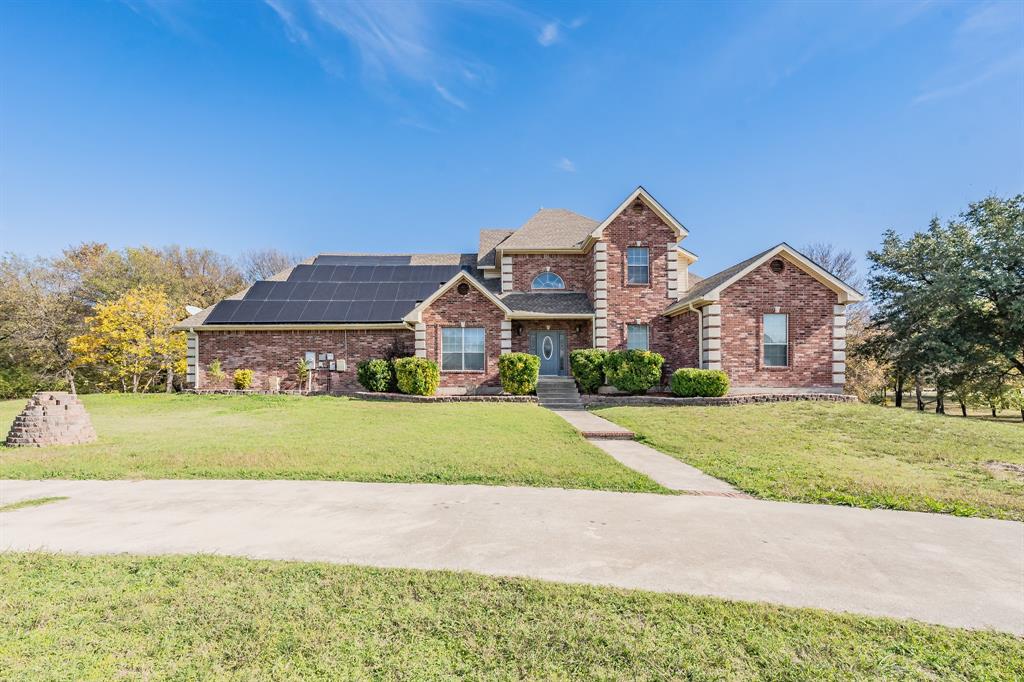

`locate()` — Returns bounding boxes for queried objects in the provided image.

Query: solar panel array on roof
[204,260,468,325]
[312,255,413,266]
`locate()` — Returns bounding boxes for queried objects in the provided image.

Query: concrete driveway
[1,478,1021,634]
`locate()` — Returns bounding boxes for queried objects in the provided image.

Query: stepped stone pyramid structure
[5,392,97,447]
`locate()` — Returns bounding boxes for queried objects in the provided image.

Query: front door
[534,331,564,376]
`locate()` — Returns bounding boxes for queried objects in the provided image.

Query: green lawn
[596,402,1024,520]
[1,553,1018,681]
[0,394,662,493]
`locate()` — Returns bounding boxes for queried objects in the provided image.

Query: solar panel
[205,300,241,323]
[205,255,487,325]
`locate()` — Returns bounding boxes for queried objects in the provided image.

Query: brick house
[174,187,862,394]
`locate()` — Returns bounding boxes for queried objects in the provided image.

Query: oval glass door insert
[542,336,554,360]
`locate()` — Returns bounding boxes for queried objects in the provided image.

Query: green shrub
[498,353,540,395]
[670,368,729,397]
[233,369,254,390]
[569,348,608,393]
[604,350,664,395]
[357,359,393,392]
[208,359,226,382]
[393,357,440,396]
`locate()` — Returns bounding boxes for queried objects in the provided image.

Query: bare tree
[802,242,861,288]
[239,249,303,283]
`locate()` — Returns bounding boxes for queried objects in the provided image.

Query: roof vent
[457,282,470,295]
[769,259,785,274]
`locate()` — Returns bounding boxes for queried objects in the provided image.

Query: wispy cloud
[538,22,559,46]
[556,157,576,173]
[433,82,467,110]
[913,2,1024,105]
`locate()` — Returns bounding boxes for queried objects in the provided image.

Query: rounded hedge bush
[393,357,440,396]
[498,352,540,395]
[670,368,729,397]
[604,350,664,395]
[357,359,393,392]
[233,368,254,390]
[569,348,608,393]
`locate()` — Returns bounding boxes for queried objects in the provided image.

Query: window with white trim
[441,327,485,371]
[627,247,649,284]
[626,324,649,351]
[763,314,788,367]
[531,272,565,289]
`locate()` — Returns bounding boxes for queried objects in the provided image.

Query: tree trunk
[65,369,77,396]
[132,374,139,393]
[166,367,174,393]
[991,404,997,418]
[894,374,904,408]
[1020,408,1023,423]
[935,391,945,414]
[915,380,924,411]
[959,399,967,417]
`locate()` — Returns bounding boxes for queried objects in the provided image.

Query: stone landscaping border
[354,392,537,403]
[185,389,307,396]
[582,393,858,407]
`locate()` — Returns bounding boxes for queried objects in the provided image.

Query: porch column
[414,322,427,358]
[594,242,608,349]
[501,256,513,294]
[186,332,199,388]
[500,320,512,355]
[701,304,722,370]
[832,305,847,385]
[666,242,678,299]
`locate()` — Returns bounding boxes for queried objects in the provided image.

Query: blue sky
[1,0,1021,276]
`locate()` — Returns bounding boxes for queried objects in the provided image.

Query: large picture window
[763,314,788,367]
[531,272,565,289]
[442,327,485,371]
[627,247,649,284]
[626,324,649,351]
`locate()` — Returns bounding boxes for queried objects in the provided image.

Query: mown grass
[596,401,1024,520]
[1,553,1019,681]
[0,496,67,513]
[0,394,663,493]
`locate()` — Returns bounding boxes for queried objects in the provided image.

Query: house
[174,187,862,394]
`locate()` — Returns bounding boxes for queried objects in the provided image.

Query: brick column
[594,242,608,349]
[500,320,512,355]
[414,322,427,358]
[702,304,722,370]
[666,243,678,299]
[832,305,846,385]
[186,332,198,388]
[501,256,513,294]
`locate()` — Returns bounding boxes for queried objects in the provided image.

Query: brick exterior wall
[663,310,700,374]
[718,255,839,389]
[421,283,505,392]
[510,253,591,293]
[196,329,413,393]
[601,201,680,368]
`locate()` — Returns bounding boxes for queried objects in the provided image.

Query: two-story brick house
[175,187,862,394]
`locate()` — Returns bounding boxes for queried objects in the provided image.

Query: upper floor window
[531,272,565,290]
[626,324,649,351]
[627,247,649,284]
[763,314,788,367]
[442,327,485,371]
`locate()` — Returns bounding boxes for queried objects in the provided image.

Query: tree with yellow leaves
[69,286,186,393]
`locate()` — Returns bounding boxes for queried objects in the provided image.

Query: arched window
[531,272,565,290]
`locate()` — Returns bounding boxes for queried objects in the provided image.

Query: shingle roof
[499,292,594,316]
[477,229,514,268]
[670,246,776,308]
[498,209,598,251]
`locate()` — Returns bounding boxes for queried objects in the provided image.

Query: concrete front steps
[535,376,584,410]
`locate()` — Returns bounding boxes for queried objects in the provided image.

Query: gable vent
[769,259,786,274]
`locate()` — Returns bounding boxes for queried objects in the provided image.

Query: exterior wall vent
[769,259,786,274]
[457,282,470,295]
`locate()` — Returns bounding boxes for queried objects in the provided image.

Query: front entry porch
[511,318,593,377]
[529,330,567,376]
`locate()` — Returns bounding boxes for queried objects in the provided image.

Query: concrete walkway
[2,479,1021,634]
[589,439,740,494]
[550,408,738,494]
[550,409,634,439]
